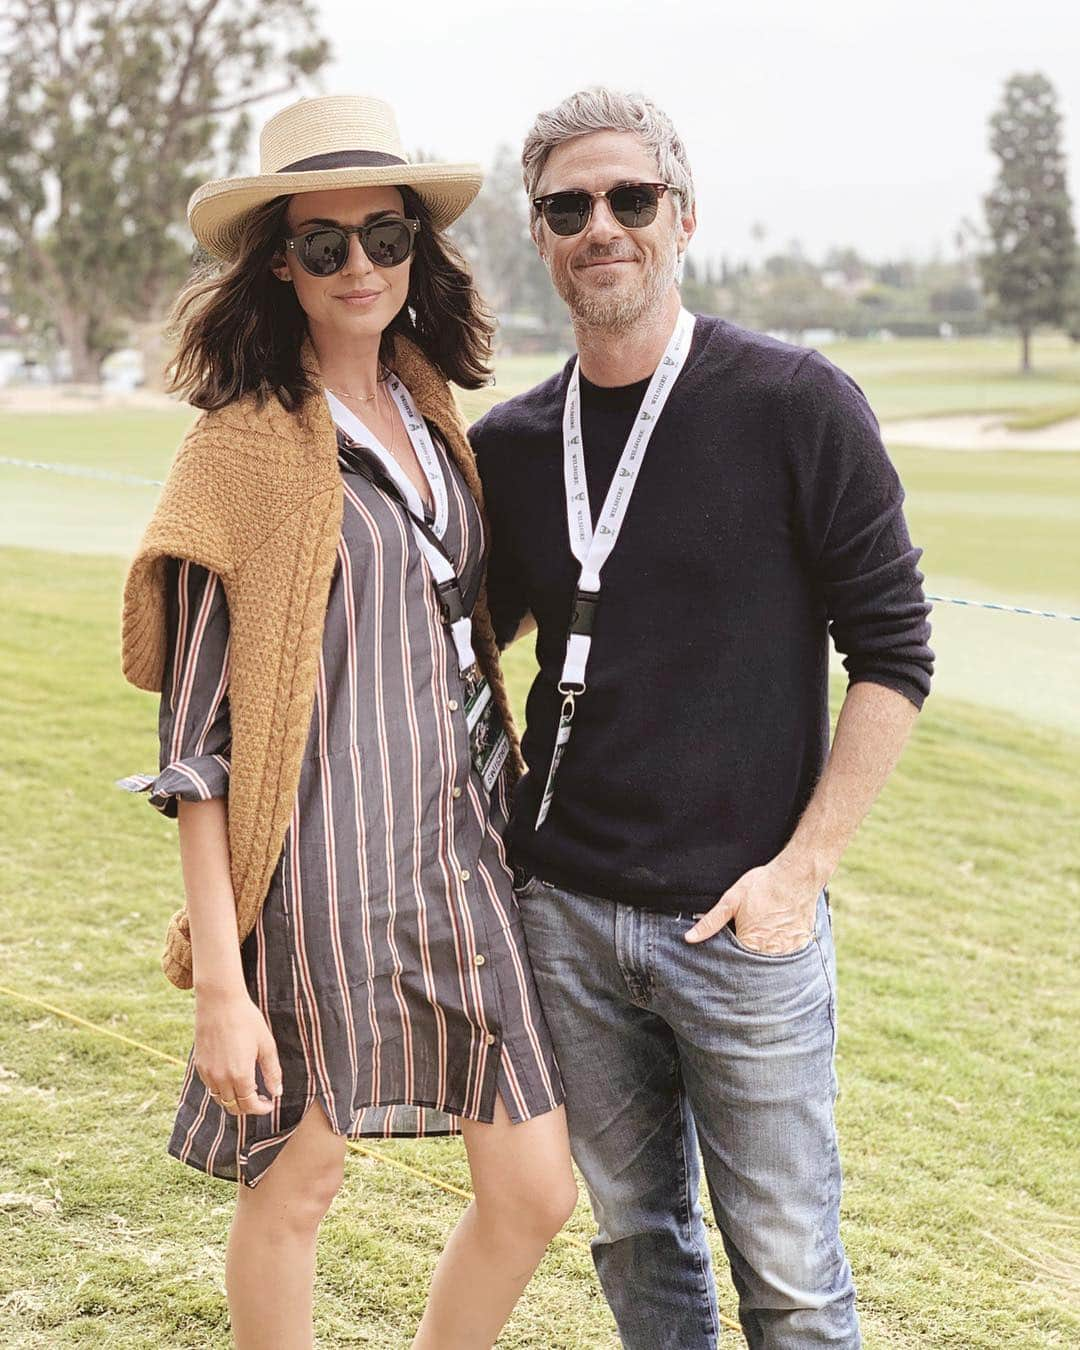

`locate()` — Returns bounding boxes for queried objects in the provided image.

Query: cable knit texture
[120,333,522,990]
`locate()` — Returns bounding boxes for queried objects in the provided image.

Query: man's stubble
[545,230,681,335]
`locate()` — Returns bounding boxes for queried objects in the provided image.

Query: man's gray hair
[521,87,695,215]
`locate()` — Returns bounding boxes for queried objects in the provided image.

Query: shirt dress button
[448,698,459,711]
[460,867,471,882]
[485,1033,496,1045]
[452,786,462,799]
[474,953,486,966]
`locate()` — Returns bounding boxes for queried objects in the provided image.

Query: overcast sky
[263,0,1079,267]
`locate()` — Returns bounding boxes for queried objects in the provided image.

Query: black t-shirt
[470,313,934,911]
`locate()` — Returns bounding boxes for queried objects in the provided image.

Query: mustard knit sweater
[120,334,522,991]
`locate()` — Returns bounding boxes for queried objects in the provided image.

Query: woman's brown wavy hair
[166,186,494,411]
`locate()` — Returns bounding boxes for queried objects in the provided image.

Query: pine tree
[980,72,1076,372]
[1064,251,1080,345]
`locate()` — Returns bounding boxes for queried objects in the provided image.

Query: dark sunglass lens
[609,184,660,228]
[301,229,348,275]
[543,192,592,236]
[363,220,414,267]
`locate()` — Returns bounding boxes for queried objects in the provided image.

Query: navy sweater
[470,314,934,911]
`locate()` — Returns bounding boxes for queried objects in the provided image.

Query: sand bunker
[3,384,1080,451]
[0,385,183,414]
[884,414,1080,452]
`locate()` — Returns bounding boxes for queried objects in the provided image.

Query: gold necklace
[324,363,387,403]
[324,384,378,402]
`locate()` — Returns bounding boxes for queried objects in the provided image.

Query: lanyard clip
[435,578,466,625]
[557,679,585,712]
[569,588,599,637]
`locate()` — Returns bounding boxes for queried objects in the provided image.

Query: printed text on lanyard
[535,306,696,829]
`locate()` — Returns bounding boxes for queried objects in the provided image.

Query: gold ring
[220,1097,238,1108]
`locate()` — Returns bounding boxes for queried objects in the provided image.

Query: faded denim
[513,875,861,1348]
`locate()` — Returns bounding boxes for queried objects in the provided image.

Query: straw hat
[188,94,484,259]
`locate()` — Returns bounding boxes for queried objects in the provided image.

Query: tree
[0,0,329,384]
[1064,251,1080,345]
[980,72,1076,373]
[754,272,849,340]
[823,246,866,283]
[451,143,565,347]
[680,254,722,317]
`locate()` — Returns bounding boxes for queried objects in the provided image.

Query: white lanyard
[535,306,695,830]
[385,375,451,533]
[326,383,477,674]
[559,305,695,690]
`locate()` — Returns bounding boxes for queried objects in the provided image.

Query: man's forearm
[777,680,920,892]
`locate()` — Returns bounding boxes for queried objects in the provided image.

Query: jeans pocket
[721,890,827,960]
[722,926,817,959]
[511,865,537,898]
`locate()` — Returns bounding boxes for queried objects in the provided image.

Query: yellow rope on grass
[0,984,188,1063]
[0,981,743,1333]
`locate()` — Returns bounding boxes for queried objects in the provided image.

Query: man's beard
[550,233,679,333]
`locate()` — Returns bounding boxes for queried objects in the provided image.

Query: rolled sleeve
[115,557,232,817]
[115,755,231,817]
[785,352,935,709]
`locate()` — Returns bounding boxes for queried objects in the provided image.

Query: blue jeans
[512,875,860,1348]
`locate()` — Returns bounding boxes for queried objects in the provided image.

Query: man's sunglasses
[283,217,421,276]
[531,182,676,237]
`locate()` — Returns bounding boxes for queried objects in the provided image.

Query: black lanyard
[336,432,470,633]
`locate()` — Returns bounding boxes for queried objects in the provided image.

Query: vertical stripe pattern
[119,430,564,1187]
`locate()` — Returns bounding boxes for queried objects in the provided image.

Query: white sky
[253,0,1079,267]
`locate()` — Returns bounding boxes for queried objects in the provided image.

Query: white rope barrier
[3,455,1079,622]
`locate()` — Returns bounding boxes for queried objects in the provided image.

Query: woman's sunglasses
[283,217,421,276]
[531,182,676,237]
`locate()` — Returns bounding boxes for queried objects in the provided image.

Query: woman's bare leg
[225,1100,347,1350]
[412,1096,578,1349]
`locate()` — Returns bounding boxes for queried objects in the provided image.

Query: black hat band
[277,150,408,173]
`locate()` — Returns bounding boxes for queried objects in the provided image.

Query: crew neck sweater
[470,313,934,912]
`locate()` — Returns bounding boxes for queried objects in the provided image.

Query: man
[470,87,933,1349]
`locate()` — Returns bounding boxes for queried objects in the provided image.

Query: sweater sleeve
[115,557,232,817]
[783,351,934,709]
[470,411,531,649]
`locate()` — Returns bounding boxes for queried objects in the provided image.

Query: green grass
[483,332,1080,423]
[4,336,1079,732]
[892,447,1080,604]
[804,333,1080,422]
[1,336,1079,1344]
[0,543,1077,1346]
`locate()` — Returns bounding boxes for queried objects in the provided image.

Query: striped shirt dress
[117,423,565,1188]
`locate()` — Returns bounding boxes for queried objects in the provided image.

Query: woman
[115,94,577,1348]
